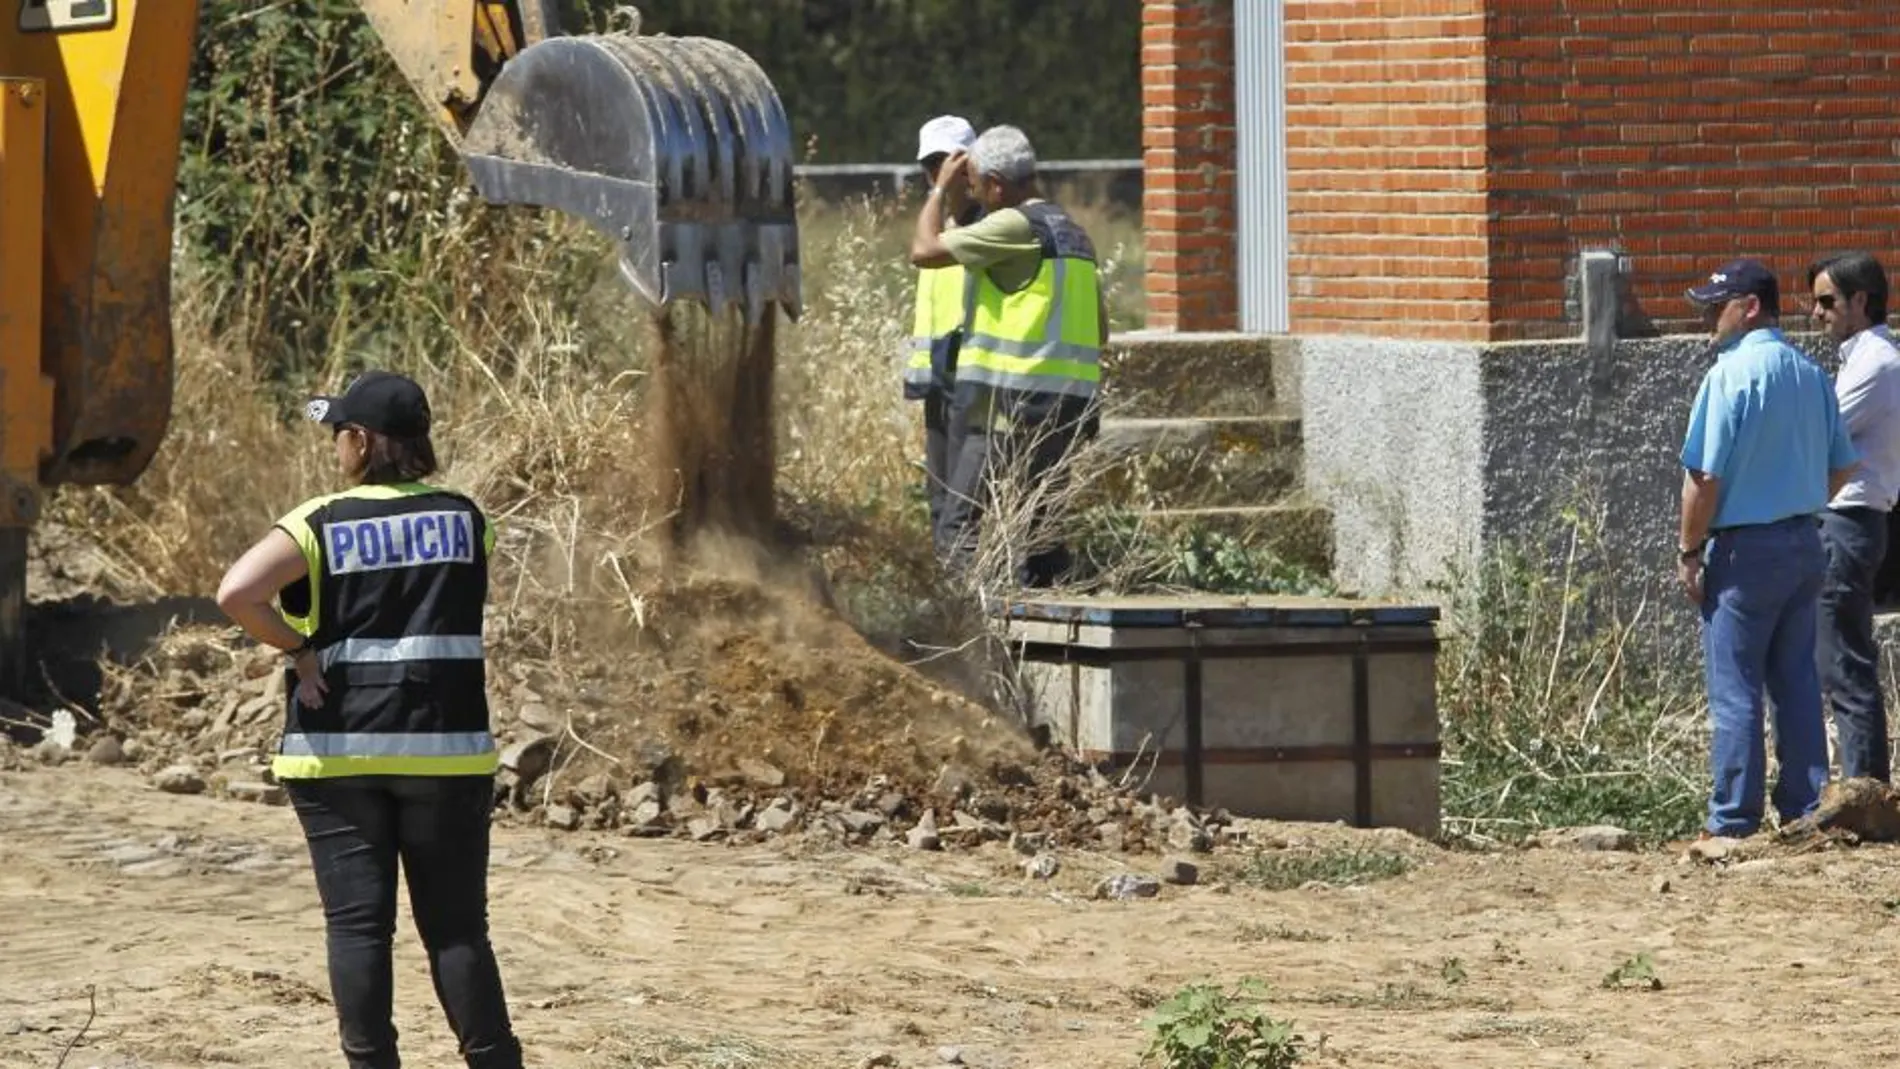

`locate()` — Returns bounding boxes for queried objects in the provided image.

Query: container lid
[998,594,1440,628]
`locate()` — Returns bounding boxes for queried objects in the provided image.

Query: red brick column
[1284,0,1491,341]
[1141,0,1238,332]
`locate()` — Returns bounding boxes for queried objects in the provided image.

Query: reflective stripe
[280,731,496,757]
[272,753,500,779]
[319,634,484,670]
[957,251,1101,402]
[960,334,1102,363]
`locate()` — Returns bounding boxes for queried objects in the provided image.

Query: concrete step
[1085,416,1303,509]
[1138,502,1334,576]
[1101,331,1299,420]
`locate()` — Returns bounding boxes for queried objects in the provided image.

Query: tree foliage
[572,0,1142,161]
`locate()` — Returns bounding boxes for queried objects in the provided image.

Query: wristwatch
[286,635,316,657]
[1678,539,1706,562]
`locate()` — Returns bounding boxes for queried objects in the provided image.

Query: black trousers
[287,775,523,1069]
[935,419,1078,589]
[922,392,955,539]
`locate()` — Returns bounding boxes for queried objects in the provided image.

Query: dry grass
[39,192,1151,792]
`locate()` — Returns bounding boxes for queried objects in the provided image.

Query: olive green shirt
[940,201,1046,293]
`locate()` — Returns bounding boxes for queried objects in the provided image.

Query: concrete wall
[1300,337,1485,597]
[1302,330,1839,612]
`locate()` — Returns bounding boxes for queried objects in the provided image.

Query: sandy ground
[4,766,1900,1069]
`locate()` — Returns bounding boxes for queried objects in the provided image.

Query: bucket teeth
[460,31,802,322]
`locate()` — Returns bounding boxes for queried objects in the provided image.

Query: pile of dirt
[13,563,1240,856]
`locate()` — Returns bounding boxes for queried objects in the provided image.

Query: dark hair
[360,431,437,484]
[1808,251,1890,323]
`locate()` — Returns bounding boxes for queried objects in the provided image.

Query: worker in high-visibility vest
[908,123,1109,588]
[214,371,525,1069]
[904,115,981,540]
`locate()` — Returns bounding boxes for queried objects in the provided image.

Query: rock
[499,736,556,790]
[949,810,1007,843]
[840,809,884,836]
[544,805,581,831]
[757,799,799,834]
[876,790,912,818]
[628,799,665,828]
[31,738,68,765]
[1652,875,1673,894]
[573,773,617,807]
[625,780,663,809]
[934,764,975,800]
[120,737,145,762]
[1527,825,1636,852]
[1167,821,1213,854]
[738,757,786,788]
[937,1046,966,1065]
[218,746,256,765]
[227,781,286,806]
[1163,859,1200,886]
[1097,823,1127,852]
[686,816,724,842]
[153,766,206,795]
[856,1053,898,1069]
[44,709,76,751]
[1686,837,1739,864]
[517,702,563,734]
[1784,777,1900,842]
[1010,831,1050,856]
[973,795,1012,824]
[1024,853,1060,880]
[85,736,125,766]
[908,810,943,851]
[1094,873,1162,901]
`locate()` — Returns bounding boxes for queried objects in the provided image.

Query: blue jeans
[1817,506,1890,782]
[1700,516,1830,837]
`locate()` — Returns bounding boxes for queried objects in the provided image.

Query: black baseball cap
[1686,258,1780,312]
[304,370,432,437]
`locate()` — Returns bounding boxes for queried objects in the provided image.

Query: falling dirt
[646,305,778,553]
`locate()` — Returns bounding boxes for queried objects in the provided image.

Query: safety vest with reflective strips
[272,482,497,779]
[902,262,974,400]
[953,200,1102,423]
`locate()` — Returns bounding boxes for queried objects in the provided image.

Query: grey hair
[969,124,1037,183]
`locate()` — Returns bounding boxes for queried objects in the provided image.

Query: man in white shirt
[1808,251,1900,783]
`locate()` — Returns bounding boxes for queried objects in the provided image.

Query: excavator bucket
[460,31,801,323]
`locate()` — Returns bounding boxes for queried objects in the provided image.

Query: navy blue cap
[303,370,431,437]
[1686,258,1780,309]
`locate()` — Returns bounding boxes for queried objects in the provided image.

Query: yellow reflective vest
[271,482,499,780]
[953,200,1102,424]
[903,262,973,401]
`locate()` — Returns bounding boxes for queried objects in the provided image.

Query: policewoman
[215,370,524,1069]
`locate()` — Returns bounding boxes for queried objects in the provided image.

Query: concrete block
[1102,331,1300,419]
[1005,595,1442,837]
[1084,415,1304,509]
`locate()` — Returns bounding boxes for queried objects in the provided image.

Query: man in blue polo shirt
[1679,258,1859,839]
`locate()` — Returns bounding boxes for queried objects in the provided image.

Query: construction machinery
[0,1,801,696]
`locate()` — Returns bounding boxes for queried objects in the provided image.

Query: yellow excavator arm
[0,0,801,694]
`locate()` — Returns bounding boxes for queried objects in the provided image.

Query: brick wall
[1141,1,1900,340]
[1141,0,1237,331]
[1488,4,1900,339]
[1285,0,1490,340]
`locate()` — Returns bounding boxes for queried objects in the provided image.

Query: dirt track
[7,768,1900,1068]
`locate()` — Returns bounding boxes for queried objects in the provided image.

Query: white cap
[916,115,976,162]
